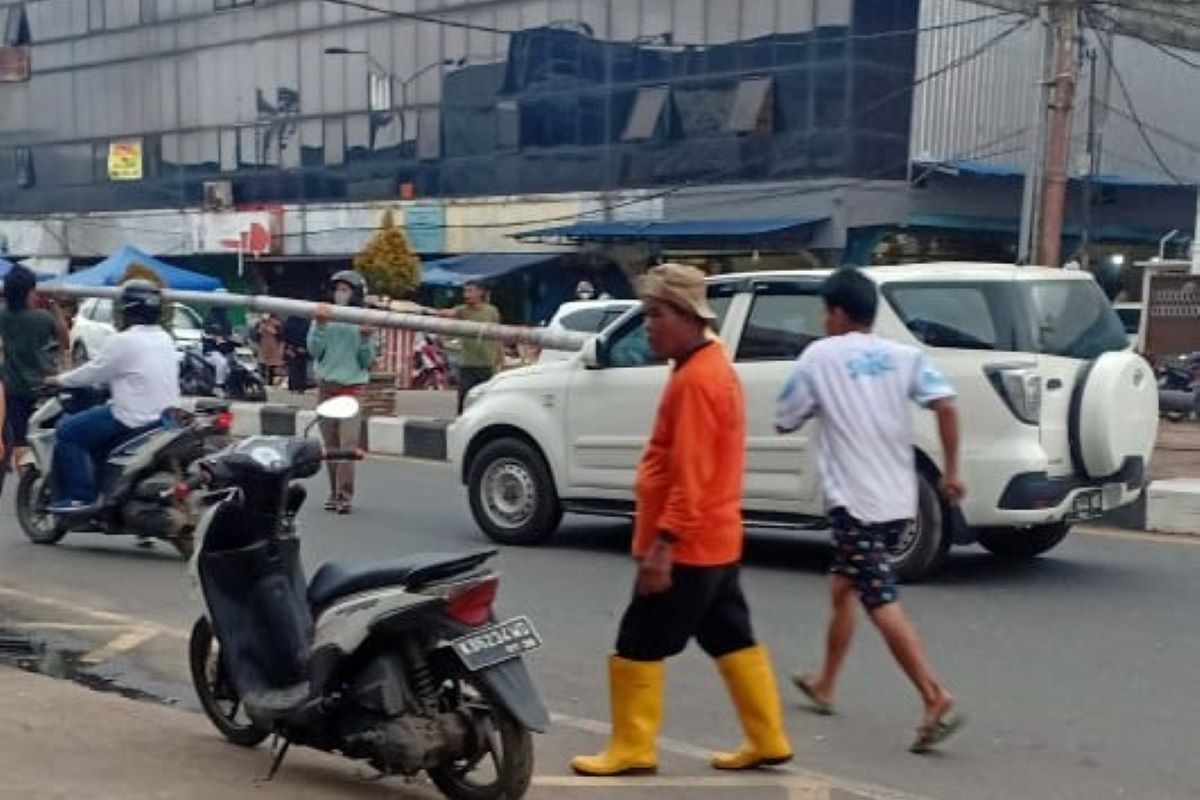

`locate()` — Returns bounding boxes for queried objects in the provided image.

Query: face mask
[333,288,353,306]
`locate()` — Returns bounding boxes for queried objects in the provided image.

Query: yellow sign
[107,139,143,181]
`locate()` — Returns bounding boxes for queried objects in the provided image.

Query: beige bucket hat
[636,263,717,321]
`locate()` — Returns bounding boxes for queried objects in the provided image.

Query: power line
[1084,6,1190,184]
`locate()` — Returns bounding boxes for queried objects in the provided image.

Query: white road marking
[81,626,160,666]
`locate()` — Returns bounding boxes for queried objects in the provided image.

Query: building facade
[0,0,1196,288]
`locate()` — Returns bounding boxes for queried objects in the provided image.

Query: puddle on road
[0,627,184,708]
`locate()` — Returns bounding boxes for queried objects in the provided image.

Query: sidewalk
[0,666,894,800]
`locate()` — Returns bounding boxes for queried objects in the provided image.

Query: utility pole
[1036,0,1080,267]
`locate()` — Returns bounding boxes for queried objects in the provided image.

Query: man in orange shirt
[571,263,792,777]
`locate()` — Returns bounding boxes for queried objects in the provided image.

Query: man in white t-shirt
[46,281,180,512]
[774,268,965,754]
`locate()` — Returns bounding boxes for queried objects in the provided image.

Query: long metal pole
[38,285,592,352]
[1036,0,1079,268]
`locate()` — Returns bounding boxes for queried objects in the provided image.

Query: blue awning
[516,216,827,243]
[421,252,563,287]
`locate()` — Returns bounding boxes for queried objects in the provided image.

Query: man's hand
[636,538,674,596]
[314,304,332,326]
[939,472,966,505]
[44,375,61,388]
[360,324,376,337]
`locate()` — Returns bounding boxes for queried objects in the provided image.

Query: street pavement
[2,456,1200,800]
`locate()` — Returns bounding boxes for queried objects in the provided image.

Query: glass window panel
[727,74,773,132]
[735,292,824,361]
[621,84,667,140]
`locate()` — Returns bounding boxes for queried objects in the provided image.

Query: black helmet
[330,269,367,307]
[120,279,163,327]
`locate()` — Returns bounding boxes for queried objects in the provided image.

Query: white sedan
[70,298,206,364]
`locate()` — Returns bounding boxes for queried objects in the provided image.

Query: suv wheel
[467,438,563,546]
[977,523,1070,559]
[887,470,950,583]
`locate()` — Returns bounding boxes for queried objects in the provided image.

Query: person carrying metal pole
[308,270,377,515]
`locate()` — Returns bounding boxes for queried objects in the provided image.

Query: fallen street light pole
[37,285,592,353]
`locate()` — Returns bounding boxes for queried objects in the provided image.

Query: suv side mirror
[580,337,602,369]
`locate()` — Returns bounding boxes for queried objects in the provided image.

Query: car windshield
[1025,281,1129,359]
[172,305,204,333]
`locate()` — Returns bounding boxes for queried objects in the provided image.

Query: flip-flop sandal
[910,712,966,754]
[791,674,835,716]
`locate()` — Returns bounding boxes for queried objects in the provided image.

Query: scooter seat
[307,550,496,613]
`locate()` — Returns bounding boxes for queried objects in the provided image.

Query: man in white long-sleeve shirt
[45,280,180,511]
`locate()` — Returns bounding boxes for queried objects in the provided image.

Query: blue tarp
[421,252,563,287]
[48,245,223,291]
[517,216,827,242]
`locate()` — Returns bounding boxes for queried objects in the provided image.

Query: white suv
[448,264,1158,581]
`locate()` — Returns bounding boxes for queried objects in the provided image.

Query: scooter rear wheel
[427,677,534,800]
[189,617,270,748]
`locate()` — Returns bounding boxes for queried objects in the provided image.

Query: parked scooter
[179,343,219,398]
[203,332,267,402]
[15,387,233,557]
[185,396,546,799]
[413,332,451,391]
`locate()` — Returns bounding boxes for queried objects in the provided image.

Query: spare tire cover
[1071,351,1159,479]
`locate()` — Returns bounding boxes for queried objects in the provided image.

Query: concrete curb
[182,399,1199,535]
[179,399,451,462]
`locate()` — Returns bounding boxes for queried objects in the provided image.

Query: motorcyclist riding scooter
[45,280,181,513]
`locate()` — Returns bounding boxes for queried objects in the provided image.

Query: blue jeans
[54,406,133,503]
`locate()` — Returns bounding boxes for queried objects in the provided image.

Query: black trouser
[285,351,307,392]
[457,367,495,413]
[616,564,756,662]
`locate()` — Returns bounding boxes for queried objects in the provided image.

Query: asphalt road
[2,457,1199,800]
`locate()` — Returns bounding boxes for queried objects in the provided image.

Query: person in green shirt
[309,270,378,515]
[0,265,68,474]
[424,280,501,413]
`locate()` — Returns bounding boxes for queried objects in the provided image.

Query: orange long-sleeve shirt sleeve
[633,343,745,567]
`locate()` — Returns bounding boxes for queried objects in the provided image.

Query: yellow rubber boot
[570,656,664,776]
[711,645,794,770]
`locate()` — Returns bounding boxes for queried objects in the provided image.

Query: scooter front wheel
[189,617,270,748]
[15,469,67,545]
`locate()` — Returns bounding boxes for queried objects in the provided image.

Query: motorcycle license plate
[451,617,542,672]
